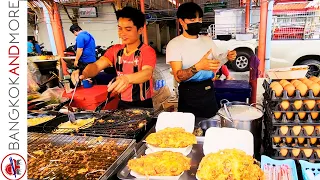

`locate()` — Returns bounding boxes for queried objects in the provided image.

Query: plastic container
[82,79,93,88]
[266,65,308,80]
[299,160,320,180]
[273,148,320,161]
[263,80,320,101]
[260,155,299,180]
[265,104,320,125]
[214,80,251,108]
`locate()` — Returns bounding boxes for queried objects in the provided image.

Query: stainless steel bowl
[198,119,221,132]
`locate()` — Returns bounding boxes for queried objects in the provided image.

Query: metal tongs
[67,79,79,124]
[95,77,117,113]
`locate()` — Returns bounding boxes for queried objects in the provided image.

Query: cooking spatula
[67,79,79,124]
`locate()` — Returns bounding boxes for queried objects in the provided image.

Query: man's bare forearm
[176,67,196,82]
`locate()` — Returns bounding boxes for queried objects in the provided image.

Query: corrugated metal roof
[273,1,309,12]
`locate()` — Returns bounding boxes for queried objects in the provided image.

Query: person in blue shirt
[27,37,34,55]
[34,41,42,55]
[69,24,97,74]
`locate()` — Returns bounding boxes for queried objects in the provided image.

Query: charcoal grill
[77,109,157,142]
[27,132,135,180]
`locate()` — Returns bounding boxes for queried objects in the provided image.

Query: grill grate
[27,132,134,180]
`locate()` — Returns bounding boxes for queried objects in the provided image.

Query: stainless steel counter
[117,137,205,180]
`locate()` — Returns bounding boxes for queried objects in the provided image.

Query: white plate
[146,144,193,154]
[130,170,184,180]
[145,145,192,156]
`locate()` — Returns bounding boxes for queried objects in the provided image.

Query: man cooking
[71,7,156,109]
[166,2,237,118]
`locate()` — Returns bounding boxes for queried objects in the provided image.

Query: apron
[115,42,153,109]
[178,79,219,118]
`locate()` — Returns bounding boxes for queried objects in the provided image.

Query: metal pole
[140,0,149,44]
[40,1,57,55]
[265,0,274,71]
[245,0,251,32]
[251,0,268,104]
[257,0,268,77]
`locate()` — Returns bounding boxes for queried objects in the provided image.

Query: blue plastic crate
[299,160,320,180]
[261,155,299,180]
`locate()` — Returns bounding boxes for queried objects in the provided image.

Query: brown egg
[286,137,293,143]
[293,80,302,87]
[286,112,294,119]
[316,126,320,133]
[309,76,318,81]
[280,148,288,157]
[298,137,305,144]
[281,101,290,110]
[305,81,314,87]
[308,83,320,96]
[299,77,308,82]
[280,126,289,135]
[294,100,303,110]
[314,78,320,83]
[304,100,316,110]
[273,137,281,143]
[303,125,315,135]
[298,112,306,119]
[293,126,302,135]
[270,81,280,88]
[303,149,313,158]
[311,112,319,120]
[291,79,299,84]
[280,79,289,85]
[272,84,284,97]
[310,138,317,144]
[316,150,320,157]
[284,84,295,96]
[296,83,308,96]
[274,112,282,119]
[292,149,300,157]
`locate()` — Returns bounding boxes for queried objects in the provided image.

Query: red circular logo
[1,153,27,180]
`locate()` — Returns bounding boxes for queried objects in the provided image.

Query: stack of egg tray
[263,80,320,162]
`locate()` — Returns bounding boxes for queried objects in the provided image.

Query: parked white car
[213,39,320,76]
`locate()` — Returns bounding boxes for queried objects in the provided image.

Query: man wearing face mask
[166,2,237,118]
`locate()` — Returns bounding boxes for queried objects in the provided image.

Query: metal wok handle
[220,99,230,107]
[250,103,264,112]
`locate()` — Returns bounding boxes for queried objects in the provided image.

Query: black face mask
[185,22,202,36]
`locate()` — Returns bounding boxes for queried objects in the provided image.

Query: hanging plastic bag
[27,59,42,85]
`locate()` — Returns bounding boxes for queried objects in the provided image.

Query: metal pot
[198,118,221,132]
[218,99,264,158]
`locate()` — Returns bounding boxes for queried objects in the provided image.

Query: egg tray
[264,99,320,112]
[263,80,320,101]
[265,106,320,125]
[271,125,320,137]
[272,137,320,149]
[273,149,320,162]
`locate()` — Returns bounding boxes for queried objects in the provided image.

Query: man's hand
[74,60,79,67]
[71,69,88,85]
[107,75,130,94]
[196,49,221,71]
[227,50,237,61]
